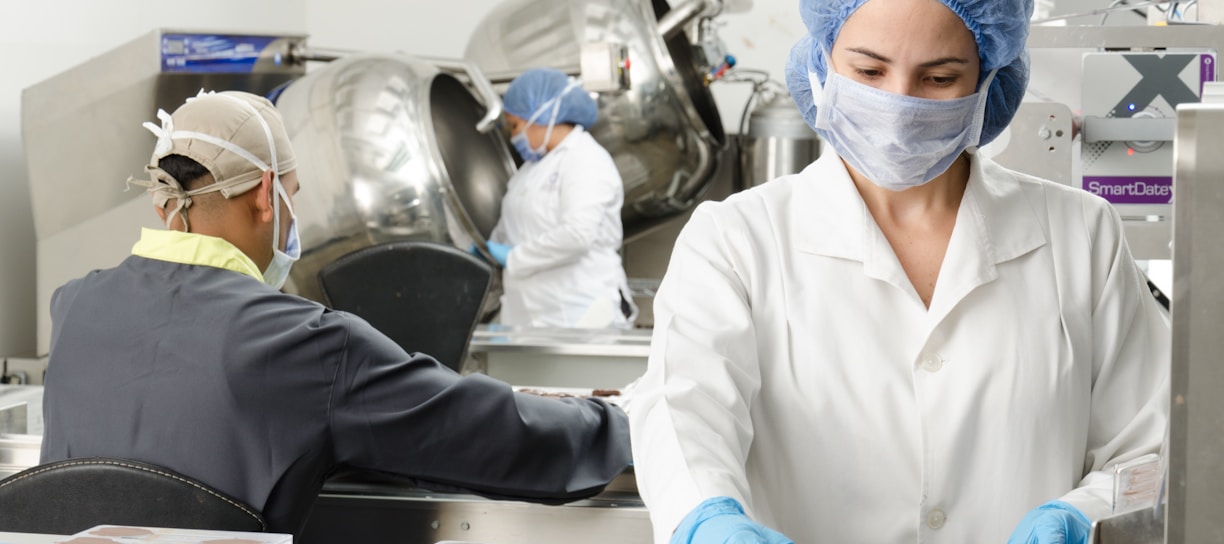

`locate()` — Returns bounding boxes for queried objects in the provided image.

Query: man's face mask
[226,94,301,290]
[262,179,300,290]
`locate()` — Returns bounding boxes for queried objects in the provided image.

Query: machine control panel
[1081,51,1216,216]
[160,32,305,73]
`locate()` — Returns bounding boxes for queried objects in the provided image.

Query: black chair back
[0,457,266,534]
[318,241,493,372]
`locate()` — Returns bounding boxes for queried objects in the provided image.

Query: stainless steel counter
[469,326,652,358]
[467,326,651,388]
[0,386,45,480]
[301,469,648,544]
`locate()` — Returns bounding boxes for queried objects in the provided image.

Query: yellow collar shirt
[131,228,264,282]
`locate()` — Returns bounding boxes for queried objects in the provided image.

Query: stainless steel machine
[465,0,731,241]
[1016,25,1224,261]
[1016,25,1224,543]
[1165,91,1224,544]
[271,0,744,308]
[273,54,516,303]
[736,88,821,191]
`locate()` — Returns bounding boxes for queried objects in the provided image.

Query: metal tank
[737,91,821,190]
[465,0,729,240]
[274,54,516,302]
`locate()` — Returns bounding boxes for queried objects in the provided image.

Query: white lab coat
[629,152,1170,543]
[491,127,638,328]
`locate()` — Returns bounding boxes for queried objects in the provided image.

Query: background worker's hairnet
[503,67,598,128]
[785,0,1034,147]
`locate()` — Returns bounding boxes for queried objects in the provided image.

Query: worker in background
[629,0,1170,542]
[40,91,632,534]
[483,67,638,329]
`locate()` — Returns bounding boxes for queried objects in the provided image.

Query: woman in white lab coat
[628,0,1170,543]
[484,67,638,329]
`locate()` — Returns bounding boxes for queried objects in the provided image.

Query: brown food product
[590,389,621,397]
[516,388,578,399]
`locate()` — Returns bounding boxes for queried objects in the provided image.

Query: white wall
[0,1,307,357]
[305,0,500,58]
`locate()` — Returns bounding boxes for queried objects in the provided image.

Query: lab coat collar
[794,152,1046,264]
[924,154,1048,319]
[793,152,1047,311]
[790,153,867,261]
[549,125,587,155]
[965,154,1050,266]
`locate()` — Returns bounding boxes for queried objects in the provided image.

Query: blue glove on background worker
[671,496,793,544]
[1007,501,1090,544]
[468,241,512,267]
[485,241,511,267]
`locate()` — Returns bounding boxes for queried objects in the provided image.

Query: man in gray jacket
[41,90,631,534]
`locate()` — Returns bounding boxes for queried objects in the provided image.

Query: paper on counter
[54,525,291,544]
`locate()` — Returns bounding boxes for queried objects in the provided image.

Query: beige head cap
[127,90,297,231]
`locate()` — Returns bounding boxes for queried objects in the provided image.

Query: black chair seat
[318,241,493,372]
[0,457,266,535]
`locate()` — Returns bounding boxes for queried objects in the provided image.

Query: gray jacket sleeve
[326,312,632,502]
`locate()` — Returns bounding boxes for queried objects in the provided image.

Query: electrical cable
[1100,0,1156,25]
[1031,0,1170,24]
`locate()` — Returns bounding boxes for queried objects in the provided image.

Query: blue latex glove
[485,241,511,267]
[1007,501,1091,544]
[671,497,793,544]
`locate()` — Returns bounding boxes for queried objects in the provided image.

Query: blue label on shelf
[161,34,281,73]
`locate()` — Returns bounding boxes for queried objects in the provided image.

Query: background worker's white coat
[491,127,637,328]
[629,152,1170,543]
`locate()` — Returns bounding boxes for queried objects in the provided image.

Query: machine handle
[422,57,504,134]
[658,0,715,39]
[286,47,503,134]
[1082,116,1176,143]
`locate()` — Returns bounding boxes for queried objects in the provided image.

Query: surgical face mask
[511,131,545,163]
[810,68,997,191]
[262,181,300,290]
[207,91,299,288]
[511,79,583,163]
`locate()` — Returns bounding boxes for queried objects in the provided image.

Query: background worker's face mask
[810,66,997,191]
[510,79,582,163]
[511,131,544,163]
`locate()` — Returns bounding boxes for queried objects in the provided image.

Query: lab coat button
[920,353,944,373]
[926,508,946,529]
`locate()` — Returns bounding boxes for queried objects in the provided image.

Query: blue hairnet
[503,67,598,129]
[785,0,1033,146]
